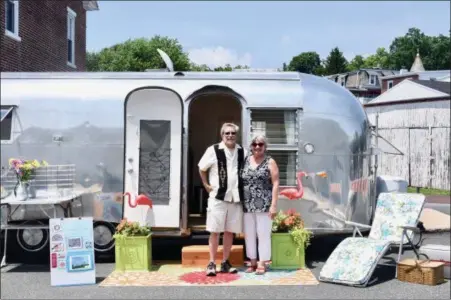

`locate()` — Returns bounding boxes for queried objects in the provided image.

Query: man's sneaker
[206,262,216,276]
[220,259,238,274]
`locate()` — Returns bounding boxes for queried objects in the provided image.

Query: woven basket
[397,259,445,286]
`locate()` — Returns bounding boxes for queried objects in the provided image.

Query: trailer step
[181,245,244,267]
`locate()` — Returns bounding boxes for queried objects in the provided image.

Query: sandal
[245,265,257,273]
[255,266,266,275]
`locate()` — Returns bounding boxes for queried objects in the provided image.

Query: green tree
[190,63,211,71]
[388,27,432,70]
[189,63,250,72]
[282,62,288,71]
[362,47,391,69]
[324,47,348,75]
[88,36,191,71]
[86,51,100,71]
[287,51,322,74]
[347,55,365,71]
[422,33,451,70]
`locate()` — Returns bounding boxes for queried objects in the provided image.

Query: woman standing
[241,134,280,275]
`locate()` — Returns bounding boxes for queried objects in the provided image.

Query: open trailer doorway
[186,88,243,232]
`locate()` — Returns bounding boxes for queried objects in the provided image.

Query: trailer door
[124,88,183,229]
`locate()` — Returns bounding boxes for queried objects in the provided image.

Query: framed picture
[68,254,92,272]
[67,237,83,249]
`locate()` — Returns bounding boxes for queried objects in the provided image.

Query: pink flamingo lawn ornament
[124,192,153,208]
[280,171,307,200]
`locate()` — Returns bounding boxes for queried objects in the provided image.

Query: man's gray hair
[220,123,240,135]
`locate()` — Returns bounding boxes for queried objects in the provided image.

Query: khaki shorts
[206,198,243,234]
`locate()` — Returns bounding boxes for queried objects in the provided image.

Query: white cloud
[188,46,252,68]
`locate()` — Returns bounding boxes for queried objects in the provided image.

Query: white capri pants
[243,212,273,262]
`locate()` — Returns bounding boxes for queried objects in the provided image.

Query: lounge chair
[319,192,425,287]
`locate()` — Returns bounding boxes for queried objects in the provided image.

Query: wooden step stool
[182,245,244,267]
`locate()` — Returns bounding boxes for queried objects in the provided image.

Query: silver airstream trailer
[0,52,390,261]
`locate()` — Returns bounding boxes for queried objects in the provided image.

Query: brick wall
[381,74,419,93]
[0,0,87,72]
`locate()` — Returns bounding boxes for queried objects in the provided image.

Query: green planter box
[114,234,152,272]
[271,232,305,269]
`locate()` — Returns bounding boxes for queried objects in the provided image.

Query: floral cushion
[368,193,425,242]
[319,237,391,286]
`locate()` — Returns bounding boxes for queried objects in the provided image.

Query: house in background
[364,79,450,190]
[379,52,450,94]
[1,0,99,72]
[326,68,399,104]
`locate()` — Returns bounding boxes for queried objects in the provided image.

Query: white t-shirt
[198,142,247,203]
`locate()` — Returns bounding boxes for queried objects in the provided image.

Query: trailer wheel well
[93,221,116,253]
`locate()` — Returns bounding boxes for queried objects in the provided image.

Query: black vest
[213,144,245,202]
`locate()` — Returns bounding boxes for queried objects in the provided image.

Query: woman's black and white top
[241,155,273,213]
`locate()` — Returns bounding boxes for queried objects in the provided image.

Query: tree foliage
[324,47,348,74]
[362,47,391,69]
[347,55,365,71]
[388,28,450,70]
[190,63,250,72]
[287,51,322,74]
[87,36,191,71]
[87,28,449,75]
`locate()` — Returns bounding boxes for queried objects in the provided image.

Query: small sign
[49,217,96,287]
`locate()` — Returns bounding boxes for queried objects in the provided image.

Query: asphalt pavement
[425,195,450,215]
[1,232,450,299]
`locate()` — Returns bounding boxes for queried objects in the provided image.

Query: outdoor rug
[99,263,319,286]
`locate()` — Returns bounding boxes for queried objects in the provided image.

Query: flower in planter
[113,218,151,238]
[272,209,313,256]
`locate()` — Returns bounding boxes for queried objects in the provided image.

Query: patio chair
[318,192,425,287]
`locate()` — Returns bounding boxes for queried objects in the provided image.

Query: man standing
[198,123,246,276]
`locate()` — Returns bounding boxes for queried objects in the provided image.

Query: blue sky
[87,1,450,69]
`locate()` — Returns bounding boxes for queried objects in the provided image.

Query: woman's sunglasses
[252,142,265,147]
[224,131,236,136]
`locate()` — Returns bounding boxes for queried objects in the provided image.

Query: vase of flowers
[271,208,312,269]
[9,158,48,200]
[113,218,152,272]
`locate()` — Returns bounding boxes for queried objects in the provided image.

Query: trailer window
[1,106,14,141]
[250,110,297,145]
[250,109,298,186]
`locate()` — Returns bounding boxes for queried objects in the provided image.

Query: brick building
[326,68,399,104]
[379,52,450,93]
[1,0,99,72]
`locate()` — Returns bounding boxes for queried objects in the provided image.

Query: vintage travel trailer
[0,52,402,259]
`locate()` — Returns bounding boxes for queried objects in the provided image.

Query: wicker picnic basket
[397,259,445,286]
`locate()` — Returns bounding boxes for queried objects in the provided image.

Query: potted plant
[271,208,312,269]
[9,158,48,200]
[113,218,152,272]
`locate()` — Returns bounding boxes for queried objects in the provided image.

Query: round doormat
[99,264,319,287]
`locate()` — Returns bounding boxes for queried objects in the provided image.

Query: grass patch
[408,186,450,196]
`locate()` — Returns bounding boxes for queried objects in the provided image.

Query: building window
[250,109,299,186]
[1,106,15,141]
[387,80,393,89]
[5,0,20,41]
[67,7,76,67]
[369,75,377,85]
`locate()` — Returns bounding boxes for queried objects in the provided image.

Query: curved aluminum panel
[277,74,372,234]
[0,72,373,235]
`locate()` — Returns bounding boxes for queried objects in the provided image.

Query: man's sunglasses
[224,131,236,136]
[252,142,265,147]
